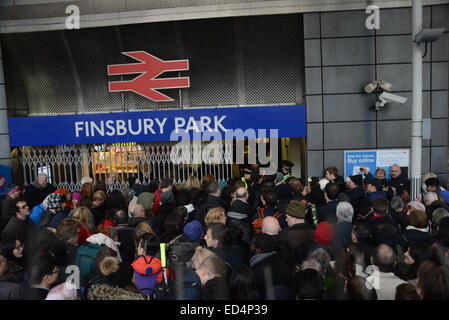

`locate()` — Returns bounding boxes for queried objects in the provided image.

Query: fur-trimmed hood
[87,284,144,300]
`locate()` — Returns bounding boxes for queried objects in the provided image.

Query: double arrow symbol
[108,51,190,102]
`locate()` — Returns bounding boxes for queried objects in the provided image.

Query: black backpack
[151,241,199,300]
[151,275,199,300]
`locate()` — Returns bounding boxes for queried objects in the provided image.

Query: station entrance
[14,137,306,191]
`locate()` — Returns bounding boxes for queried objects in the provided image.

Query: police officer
[279,160,295,184]
[241,167,254,190]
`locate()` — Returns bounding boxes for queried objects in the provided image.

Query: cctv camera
[364,82,378,94]
[414,28,445,43]
[377,80,393,92]
[379,92,407,105]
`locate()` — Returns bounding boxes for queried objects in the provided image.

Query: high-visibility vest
[282,172,294,183]
[241,177,254,189]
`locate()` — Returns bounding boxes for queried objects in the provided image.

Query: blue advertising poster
[8,105,307,147]
[344,149,410,180]
[0,165,12,198]
[344,151,377,180]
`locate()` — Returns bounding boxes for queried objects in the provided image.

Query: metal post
[0,45,12,169]
[411,0,423,201]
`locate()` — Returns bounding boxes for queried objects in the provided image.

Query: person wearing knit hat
[346,174,366,206]
[285,200,306,220]
[160,191,175,205]
[1,185,21,232]
[183,221,203,242]
[5,184,20,199]
[55,189,74,211]
[38,193,67,229]
[81,177,93,185]
[137,192,156,218]
[349,174,363,188]
[278,200,315,251]
[71,192,82,210]
[47,193,63,213]
[314,221,335,247]
[407,201,425,212]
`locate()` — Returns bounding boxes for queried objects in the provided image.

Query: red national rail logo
[107,51,189,101]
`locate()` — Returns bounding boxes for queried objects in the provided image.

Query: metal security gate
[19,141,233,192]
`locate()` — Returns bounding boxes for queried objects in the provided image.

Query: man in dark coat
[388,165,409,197]
[279,200,314,253]
[1,198,37,246]
[249,234,293,299]
[0,185,21,234]
[25,173,55,211]
[346,174,366,206]
[368,198,399,239]
[127,204,152,229]
[317,183,340,224]
[197,182,228,227]
[24,255,59,300]
[226,187,253,246]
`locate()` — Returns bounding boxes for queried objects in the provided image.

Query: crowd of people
[0,160,449,300]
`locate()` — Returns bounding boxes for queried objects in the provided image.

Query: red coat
[152,189,162,217]
[78,225,94,245]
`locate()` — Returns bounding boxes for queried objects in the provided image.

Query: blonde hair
[191,246,220,270]
[133,223,155,247]
[72,206,93,230]
[205,207,226,226]
[93,190,107,202]
[197,255,227,278]
[186,176,201,190]
[423,172,437,183]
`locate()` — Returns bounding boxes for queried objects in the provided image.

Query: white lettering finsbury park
[74,116,227,138]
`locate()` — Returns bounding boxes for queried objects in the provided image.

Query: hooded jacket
[403,226,433,246]
[29,203,46,226]
[249,251,293,299]
[226,200,253,245]
[131,255,172,297]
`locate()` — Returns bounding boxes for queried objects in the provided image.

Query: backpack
[151,275,199,300]
[75,243,105,278]
[252,207,283,234]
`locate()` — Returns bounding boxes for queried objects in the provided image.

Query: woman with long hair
[71,206,95,245]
